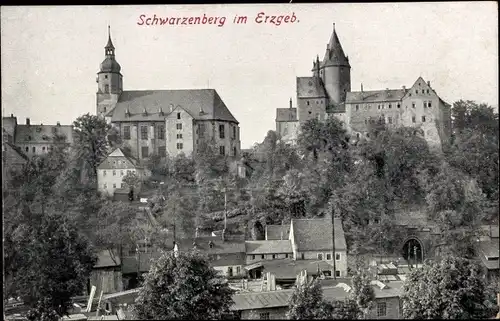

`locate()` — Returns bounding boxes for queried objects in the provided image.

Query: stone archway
[402,237,425,265]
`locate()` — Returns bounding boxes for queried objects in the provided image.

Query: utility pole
[224,187,227,231]
[332,206,337,280]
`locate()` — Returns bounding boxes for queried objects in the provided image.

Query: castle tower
[320,23,351,105]
[96,26,123,117]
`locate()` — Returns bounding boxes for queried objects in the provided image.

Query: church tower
[320,23,351,105]
[96,26,122,117]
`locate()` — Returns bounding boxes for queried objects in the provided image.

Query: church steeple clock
[96,26,123,117]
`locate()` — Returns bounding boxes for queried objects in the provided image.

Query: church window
[219,146,225,155]
[123,126,131,140]
[355,105,359,111]
[105,85,109,93]
[177,112,181,119]
[428,101,432,108]
[412,116,416,123]
[219,124,225,139]
[176,123,182,130]
[422,116,426,122]
[141,126,148,140]
[157,125,165,140]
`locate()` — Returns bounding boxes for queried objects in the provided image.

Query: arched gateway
[401,237,425,265]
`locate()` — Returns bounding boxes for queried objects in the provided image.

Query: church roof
[346,89,406,103]
[14,124,74,145]
[276,108,297,122]
[108,89,238,124]
[100,57,121,73]
[297,77,327,98]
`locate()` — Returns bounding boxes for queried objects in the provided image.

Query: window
[198,123,205,137]
[42,146,45,151]
[301,253,305,259]
[388,117,393,124]
[415,90,418,94]
[427,89,430,94]
[326,253,332,260]
[335,271,341,277]
[285,254,289,258]
[112,170,116,176]
[141,126,148,140]
[423,102,427,108]
[317,253,323,260]
[157,125,165,140]
[428,101,432,108]
[176,123,182,130]
[252,255,256,260]
[355,105,359,111]
[176,143,183,150]
[412,116,416,123]
[32,146,35,153]
[220,146,225,156]
[397,103,401,108]
[177,134,183,139]
[104,183,107,189]
[412,103,416,108]
[232,126,236,139]
[236,266,241,274]
[378,105,381,110]
[272,254,276,259]
[219,124,225,139]
[120,170,124,176]
[158,146,166,157]
[177,112,181,120]
[123,126,131,140]
[233,147,237,157]
[261,254,265,260]
[336,253,341,260]
[105,75,108,79]
[259,312,270,320]
[356,133,360,139]
[364,119,368,124]
[142,146,149,157]
[422,116,426,122]
[307,101,310,106]
[113,183,116,188]
[377,302,387,317]
[25,147,29,152]
[227,267,233,277]
[103,170,107,177]
[388,103,392,109]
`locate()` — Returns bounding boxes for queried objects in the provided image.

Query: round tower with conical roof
[96,26,123,117]
[320,23,351,105]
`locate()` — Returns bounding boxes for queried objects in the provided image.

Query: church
[276,24,452,150]
[96,27,241,161]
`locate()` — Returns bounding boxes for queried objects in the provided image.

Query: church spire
[323,22,349,67]
[105,25,115,57]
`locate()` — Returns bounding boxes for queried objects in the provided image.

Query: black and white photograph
[1,2,499,320]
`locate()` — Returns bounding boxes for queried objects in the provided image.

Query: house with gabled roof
[95,27,241,161]
[97,147,145,197]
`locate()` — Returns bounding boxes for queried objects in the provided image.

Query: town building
[276,23,452,150]
[97,148,145,197]
[95,28,241,161]
[477,224,499,281]
[2,114,74,158]
[2,140,28,188]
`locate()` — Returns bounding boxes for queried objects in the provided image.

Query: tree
[26,297,59,321]
[5,210,97,317]
[72,113,115,183]
[351,271,375,318]
[401,256,497,319]
[122,171,141,192]
[287,278,334,320]
[330,298,363,320]
[133,250,234,320]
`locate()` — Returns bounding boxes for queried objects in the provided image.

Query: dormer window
[208,241,214,249]
[177,112,181,120]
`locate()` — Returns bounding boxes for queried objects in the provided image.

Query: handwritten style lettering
[137,14,227,27]
[255,12,298,25]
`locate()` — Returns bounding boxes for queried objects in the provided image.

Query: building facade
[276,23,451,150]
[95,28,241,161]
[97,148,145,197]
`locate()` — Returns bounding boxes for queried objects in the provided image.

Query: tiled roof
[3,141,29,162]
[479,225,499,239]
[346,89,406,103]
[322,26,350,67]
[230,289,293,311]
[276,108,297,122]
[97,148,141,170]
[108,89,238,124]
[291,218,347,251]
[176,236,246,256]
[245,240,293,255]
[14,124,74,144]
[94,249,121,268]
[261,259,334,280]
[297,77,327,98]
[480,241,500,259]
[265,224,290,240]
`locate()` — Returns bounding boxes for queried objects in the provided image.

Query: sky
[1,3,498,149]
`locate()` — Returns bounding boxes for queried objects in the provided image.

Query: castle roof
[14,123,74,145]
[322,23,350,67]
[107,89,238,124]
[291,218,347,251]
[346,89,406,103]
[297,77,327,98]
[276,108,297,122]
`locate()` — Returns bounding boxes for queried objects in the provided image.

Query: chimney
[402,86,406,92]
[10,114,13,118]
[427,81,430,87]
[361,83,364,92]
[57,121,60,126]
[26,118,30,126]
[289,98,292,109]
[169,104,174,113]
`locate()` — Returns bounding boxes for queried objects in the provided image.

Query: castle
[276,23,452,149]
[96,27,241,161]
